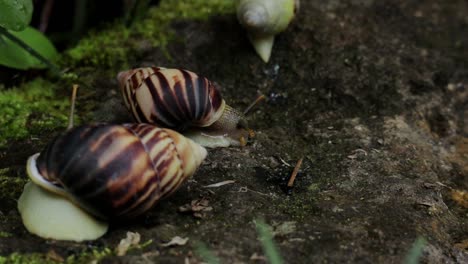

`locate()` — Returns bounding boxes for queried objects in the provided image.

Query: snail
[118,67,254,148]
[237,0,300,62]
[18,86,207,241]
[27,123,207,220]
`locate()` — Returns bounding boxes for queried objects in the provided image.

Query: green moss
[65,248,113,263]
[307,183,321,192]
[0,231,12,238]
[64,23,131,70]
[63,0,235,69]
[277,194,319,221]
[0,78,69,147]
[0,253,58,264]
[0,240,153,263]
[149,0,235,21]
[0,168,28,203]
[0,248,113,264]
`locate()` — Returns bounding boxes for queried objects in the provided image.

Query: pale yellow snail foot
[183,129,246,148]
[18,182,109,241]
[249,34,275,63]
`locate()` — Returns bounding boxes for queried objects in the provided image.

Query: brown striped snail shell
[26,123,207,220]
[118,67,253,148]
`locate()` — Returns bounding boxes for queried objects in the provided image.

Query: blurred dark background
[31,0,160,50]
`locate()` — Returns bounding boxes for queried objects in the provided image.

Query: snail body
[118,67,252,148]
[18,182,109,241]
[26,123,207,220]
[237,0,299,62]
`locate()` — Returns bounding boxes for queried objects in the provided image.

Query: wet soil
[1,0,467,263]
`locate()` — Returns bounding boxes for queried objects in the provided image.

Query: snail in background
[237,0,300,62]
[118,67,255,148]
[18,86,207,241]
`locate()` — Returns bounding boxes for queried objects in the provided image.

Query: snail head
[203,104,254,147]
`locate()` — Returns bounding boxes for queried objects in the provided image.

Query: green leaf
[0,0,33,31]
[0,26,58,70]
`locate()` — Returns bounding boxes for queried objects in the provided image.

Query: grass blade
[404,236,427,264]
[255,219,283,264]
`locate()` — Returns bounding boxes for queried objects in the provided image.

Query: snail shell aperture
[26,123,207,220]
[118,67,252,148]
[237,0,299,62]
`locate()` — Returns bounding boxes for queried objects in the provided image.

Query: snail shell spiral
[118,67,225,130]
[27,123,207,219]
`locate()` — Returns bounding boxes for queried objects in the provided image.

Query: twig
[236,187,269,196]
[278,157,292,167]
[287,158,303,188]
[244,94,266,115]
[0,26,60,74]
[203,180,236,188]
[67,85,79,130]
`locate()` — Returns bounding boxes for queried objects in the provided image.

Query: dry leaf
[451,189,468,208]
[160,236,189,247]
[179,198,213,218]
[191,198,212,212]
[116,231,141,256]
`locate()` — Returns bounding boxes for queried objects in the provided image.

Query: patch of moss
[0,168,28,203]
[0,248,114,264]
[66,248,113,263]
[0,253,56,264]
[277,194,319,221]
[148,0,235,21]
[0,231,12,238]
[0,238,154,263]
[0,78,69,147]
[63,0,235,70]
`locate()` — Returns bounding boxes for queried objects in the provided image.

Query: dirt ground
[0,0,467,263]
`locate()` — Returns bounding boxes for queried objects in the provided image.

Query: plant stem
[39,0,55,32]
[72,0,87,44]
[67,84,79,130]
[0,26,60,74]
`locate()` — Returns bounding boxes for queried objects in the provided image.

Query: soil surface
[1,0,467,263]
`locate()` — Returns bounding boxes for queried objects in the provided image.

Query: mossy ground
[62,0,235,72]
[1,0,467,263]
[0,248,114,264]
[0,78,69,147]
